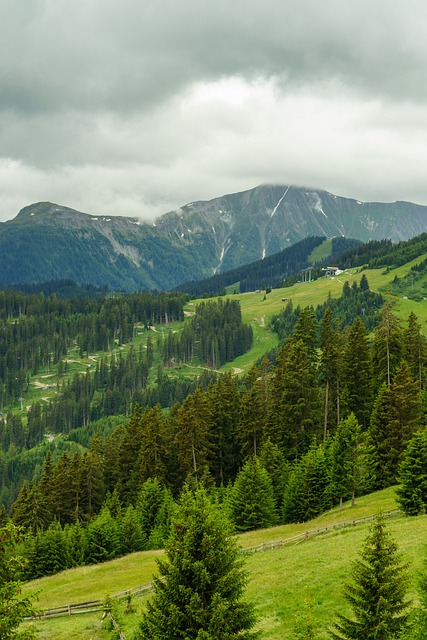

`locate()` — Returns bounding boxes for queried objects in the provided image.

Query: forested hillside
[1,274,426,589]
[175,236,361,295]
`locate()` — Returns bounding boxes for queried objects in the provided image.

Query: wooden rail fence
[242,509,401,554]
[28,508,402,622]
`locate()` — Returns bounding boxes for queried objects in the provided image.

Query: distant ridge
[1,185,427,291]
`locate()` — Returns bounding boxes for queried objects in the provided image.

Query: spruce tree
[135,487,257,640]
[396,428,427,515]
[268,338,321,459]
[328,413,364,509]
[330,515,410,639]
[229,457,278,531]
[0,523,39,639]
[372,301,402,388]
[367,362,422,489]
[341,317,372,429]
[402,312,426,390]
[320,307,342,437]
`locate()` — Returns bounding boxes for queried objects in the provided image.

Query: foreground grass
[23,487,426,639]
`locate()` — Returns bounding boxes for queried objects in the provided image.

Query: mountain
[1,185,427,290]
[175,236,362,296]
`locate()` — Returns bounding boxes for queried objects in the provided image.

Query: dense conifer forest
[0,272,425,589]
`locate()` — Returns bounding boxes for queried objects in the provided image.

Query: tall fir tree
[206,372,241,484]
[320,306,342,438]
[341,317,373,429]
[330,515,410,640]
[367,361,423,489]
[328,413,364,509]
[229,457,277,531]
[396,427,427,515]
[238,359,271,458]
[268,338,321,459]
[135,486,257,640]
[402,312,426,390]
[0,523,39,639]
[372,301,402,388]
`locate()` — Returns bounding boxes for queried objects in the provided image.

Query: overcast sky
[1,0,427,222]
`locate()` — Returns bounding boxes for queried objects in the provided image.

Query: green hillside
[21,487,426,639]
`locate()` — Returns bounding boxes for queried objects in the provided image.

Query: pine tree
[206,372,241,484]
[85,507,121,565]
[120,505,145,555]
[137,405,168,485]
[396,428,427,516]
[238,359,270,457]
[136,477,166,543]
[173,388,212,485]
[229,457,278,531]
[135,487,257,640]
[282,443,329,523]
[341,317,372,429]
[268,339,321,459]
[330,515,411,639]
[0,523,39,639]
[328,413,364,509]
[372,300,402,388]
[402,312,426,390]
[367,362,423,489]
[320,307,342,438]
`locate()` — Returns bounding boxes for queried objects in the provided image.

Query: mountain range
[1,184,427,291]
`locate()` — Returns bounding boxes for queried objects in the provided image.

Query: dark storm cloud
[1,0,427,220]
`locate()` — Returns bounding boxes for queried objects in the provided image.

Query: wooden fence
[242,508,401,554]
[28,508,402,622]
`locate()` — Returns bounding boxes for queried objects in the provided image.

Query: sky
[1,0,427,222]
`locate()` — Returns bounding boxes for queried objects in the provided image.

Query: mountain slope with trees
[2,185,427,290]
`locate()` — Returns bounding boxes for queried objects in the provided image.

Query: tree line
[0,289,188,408]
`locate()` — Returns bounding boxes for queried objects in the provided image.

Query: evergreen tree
[238,360,270,458]
[206,372,241,484]
[136,477,166,543]
[320,307,342,438]
[137,405,168,485]
[29,522,68,579]
[173,388,212,486]
[0,523,38,639]
[229,457,278,531]
[402,312,426,390]
[259,437,289,512]
[341,317,372,429]
[283,443,329,524]
[372,301,402,388]
[85,507,121,565]
[328,413,364,509]
[330,515,411,639]
[396,428,427,515]
[135,486,257,640]
[367,362,423,489]
[268,339,321,459]
[120,505,145,555]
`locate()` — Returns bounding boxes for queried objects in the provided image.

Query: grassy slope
[22,487,427,639]
[215,259,427,374]
[8,254,427,417]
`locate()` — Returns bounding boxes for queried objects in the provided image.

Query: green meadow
[21,487,427,639]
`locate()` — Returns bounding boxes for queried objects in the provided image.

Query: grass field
[21,487,427,639]
[7,254,427,419]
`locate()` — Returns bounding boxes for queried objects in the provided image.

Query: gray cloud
[1,0,427,220]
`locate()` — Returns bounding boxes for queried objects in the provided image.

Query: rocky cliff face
[1,185,427,290]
